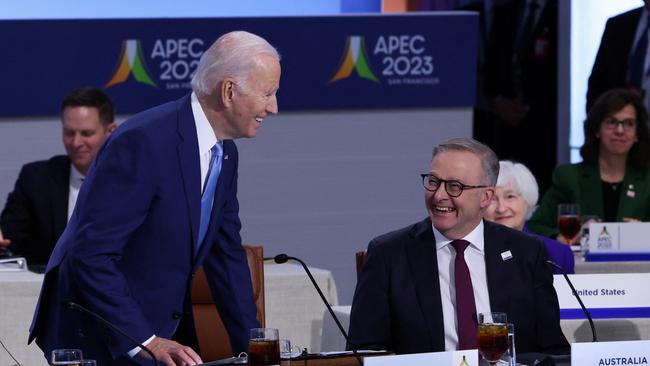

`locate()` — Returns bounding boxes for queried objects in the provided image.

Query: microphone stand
[546,260,597,342]
[66,301,161,366]
[270,254,363,366]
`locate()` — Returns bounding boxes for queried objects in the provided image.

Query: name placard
[363,350,478,366]
[554,273,650,319]
[589,222,650,253]
[572,340,650,365]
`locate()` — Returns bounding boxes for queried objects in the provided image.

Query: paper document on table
[196,355,247,366]
[318,350,388,356]
[0,257,28,272]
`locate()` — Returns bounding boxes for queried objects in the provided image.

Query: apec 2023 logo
[329,34,439,86]
[106,38,205,90]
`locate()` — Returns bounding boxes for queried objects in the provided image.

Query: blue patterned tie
[197,142,222,249]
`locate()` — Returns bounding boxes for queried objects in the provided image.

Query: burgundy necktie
[451,239,478,350]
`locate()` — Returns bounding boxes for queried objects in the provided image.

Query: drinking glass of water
[51,349,82,365]
[503,323,516,366]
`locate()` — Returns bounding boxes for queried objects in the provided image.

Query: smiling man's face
[425,150,494,239]
[222,54,280,139]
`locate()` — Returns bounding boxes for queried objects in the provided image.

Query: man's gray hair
[191,30,280,97]
[432,137,499,186]
[496,160,539,210]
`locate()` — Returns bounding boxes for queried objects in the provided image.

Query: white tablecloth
[0,263,338,366]
[264,263,338,352]
[321,305,351,352]
[575,255,650,274]
[0,271,44,366]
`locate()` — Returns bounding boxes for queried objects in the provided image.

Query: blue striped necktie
[197,142,222,249]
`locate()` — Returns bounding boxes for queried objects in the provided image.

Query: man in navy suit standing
[29,31,281,366]
[348,138,569,355]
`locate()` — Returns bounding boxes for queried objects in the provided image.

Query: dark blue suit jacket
[29,94,258,365]
[587,7,642,111]
[347,218,569,355]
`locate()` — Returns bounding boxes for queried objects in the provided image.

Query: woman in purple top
[485,161,575,274]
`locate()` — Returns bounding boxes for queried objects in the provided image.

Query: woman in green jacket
[529,88,650,241]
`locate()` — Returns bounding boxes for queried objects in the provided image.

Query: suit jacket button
[172,312,182,320]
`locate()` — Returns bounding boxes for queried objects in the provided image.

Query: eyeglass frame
[420,173,488,197]
[602,117,637,131]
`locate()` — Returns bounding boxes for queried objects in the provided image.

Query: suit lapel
[484,221,515,313]
[618,167,643,220]
[176,95,201,255]
[50,157,71,236]
[578,164,604,218]
[405,218,446,350]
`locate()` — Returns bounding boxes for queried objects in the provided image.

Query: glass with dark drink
[249,328,280,366]
[477,312,508,366]
[558,204,581,245]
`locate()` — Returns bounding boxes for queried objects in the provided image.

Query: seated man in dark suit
[0,87,116,268]
[348,137,569,355]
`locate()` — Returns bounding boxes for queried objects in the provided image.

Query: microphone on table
[65,300,161,366]
[546,260,598,342]
[268,254,362,366]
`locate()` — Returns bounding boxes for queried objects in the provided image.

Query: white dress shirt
[67,165,84,221]
[191,92,220,192]
[433,220,492,351]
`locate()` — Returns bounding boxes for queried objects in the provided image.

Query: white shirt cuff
[127,334,156,358]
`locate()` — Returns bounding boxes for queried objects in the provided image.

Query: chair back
[192,245,265,361]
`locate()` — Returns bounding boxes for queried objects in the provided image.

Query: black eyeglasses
[602,117,636,131]
[420,174,487,197]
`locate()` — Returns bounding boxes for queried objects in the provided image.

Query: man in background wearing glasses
[347,137,569,356]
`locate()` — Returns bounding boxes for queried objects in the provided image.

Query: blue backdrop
[0,13,477,116]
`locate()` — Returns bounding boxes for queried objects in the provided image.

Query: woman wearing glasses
[528,88,650,241]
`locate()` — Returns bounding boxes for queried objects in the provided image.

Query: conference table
[564,253,650,344]
[0,263,338,366]
[574,256,650,274]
